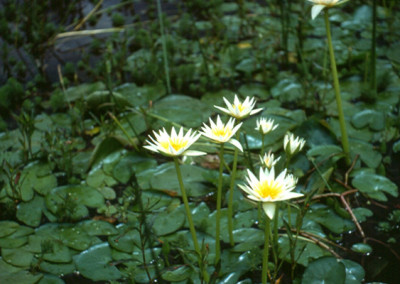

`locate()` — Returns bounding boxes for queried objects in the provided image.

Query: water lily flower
[239,167,303,219]
[283,133,306,156]
[214,95,263,119]
[260,150,281,169]
[307,0,349,20]
[255,118,278,135]
[144,127,206,157]
[200,115,243,151]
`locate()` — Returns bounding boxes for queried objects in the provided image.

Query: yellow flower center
[256,180,283,200]
[212,126,232,138]
[233,103,245,112]
[161,138,188,152]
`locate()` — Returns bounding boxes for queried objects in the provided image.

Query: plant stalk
[173,158,201,262]
[215,143,225,265]
[227,133,239,246]
[324,10,350,165]
[262,215,271,284]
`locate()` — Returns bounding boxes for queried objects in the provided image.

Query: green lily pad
[17,195,45,227]
[65,82,106,102]
[73,243,121,281]
[151,94,213,128]
[38,274,65,284]
[351,243,372,254]
[39,261,75,276]
[351,109,385,131]
[0,221,19,238]
[161,265,193,282]
[306,204,355,234]
[78,220,118,236]
[88,136,126,170]
[108,224,141,253]
[302,257,346,284]
[340,259,365,284]
[2,248,34,267]
[153,206,185,236]
[42,241,72,263]
[352,173,398,201]
[0,225,32,248]
[0,258,42,283]
[45,185,105,217]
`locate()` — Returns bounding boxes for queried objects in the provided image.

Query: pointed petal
[262,203,276,220]
[183,150,207,156]
[214,105,230,114]
[229,138,243,152]
[250,108,263,115]
[311,4,325,19]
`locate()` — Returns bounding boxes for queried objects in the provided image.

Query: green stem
[228,133,240,246]
[156,0,171,94]
[262,216,271,284]
[370,0,377,94]
[215,143,225,265]
[173,158,201,262]
[261,134,265,156]
[324,10,350,165]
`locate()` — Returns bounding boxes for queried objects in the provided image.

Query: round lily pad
[73,243,121,281]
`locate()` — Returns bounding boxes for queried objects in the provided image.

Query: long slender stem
[215,143,225,265]
[370,0,377,94]
[261,134,265,156]
[156,0,172,94]
[173,158,200,257]
[324,10,350,165]
[227,132,241,246]
[262,216,271,284]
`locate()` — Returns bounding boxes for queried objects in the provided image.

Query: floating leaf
[302,257,346,284]
[78,220,118,236]
[2,248,34,267]
[73,243,121,281]
[351,243,372,254]
[161,265,193,282]
[153,206,185,236]
[0,221,19,238]
[340,259,365,284]
[352,173,398,201]
[88,136,126,169]
[351,110,385,131]
[0,258,42,283]
[17,195,45,227]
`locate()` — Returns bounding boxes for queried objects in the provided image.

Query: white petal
[250,108,263,115]
[183,150,207,156]
[262,202,276,219]
[214,105,230,114]
[229,138,243,152]
[311,4,325,19]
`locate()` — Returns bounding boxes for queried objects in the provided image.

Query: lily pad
[78,220,118,236]
[73,242,122,281]
[153,206,185,236]
[17,195,45,227]
[302,257,346,284]
[352,173,398,201]
[161,265,193,282]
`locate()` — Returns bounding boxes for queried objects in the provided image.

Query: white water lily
[307,0,349,20]
[214,95,263,119]
[144,127,206,157]
[260,150,281,169]
[200,115,243,151]
[283,133,306,156]
[255,118,278,135]
[239,167,302,219]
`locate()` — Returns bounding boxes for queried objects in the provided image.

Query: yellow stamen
[161,138,188,151]
[256,180,283,199]
[233,103,245,112]
[212,127,231,137]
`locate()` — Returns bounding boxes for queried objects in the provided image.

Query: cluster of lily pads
[0,0,400,283]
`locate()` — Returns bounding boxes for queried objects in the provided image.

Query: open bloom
[239,167,303,219]
[283,133,306,156]
[214,95,263,120]
[200,115,243,151]
[307,0,349,20]
[255,118,278,135]
[144,127,206,157]
[260,151,281,169]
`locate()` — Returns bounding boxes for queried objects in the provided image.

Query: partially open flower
[283,133,306,156]
[260,151,281,169]
[214,95,263,120]
[200,115,243,151]
[144,127,206,157]
[239,167,303,219]
[255,118,278,135]
[307,0,349,20]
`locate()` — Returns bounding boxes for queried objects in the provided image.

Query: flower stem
[261,134,265,156]
[228,134,239,247]
[324,10,350,165]
[262,215,271,284]
[215,143,225,265]
[173,158,201,261]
